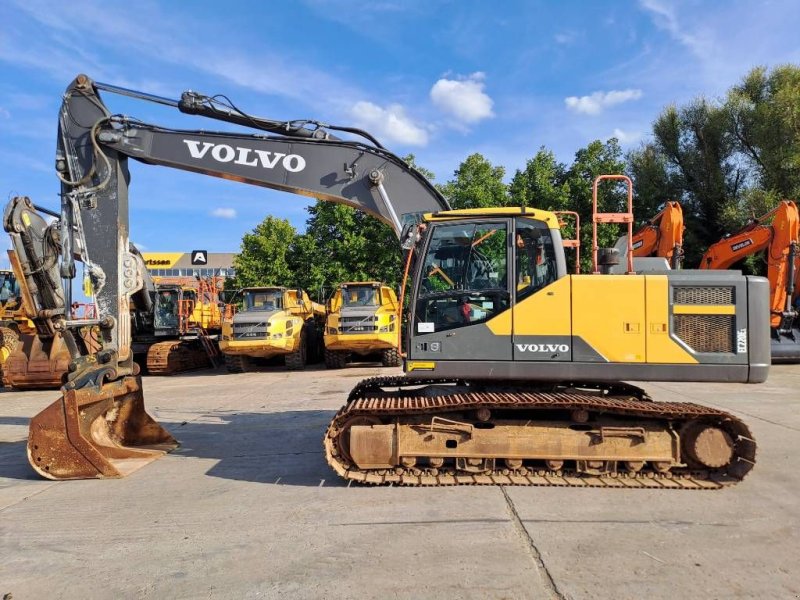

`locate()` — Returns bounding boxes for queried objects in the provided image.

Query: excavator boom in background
[9,75,767,488]
[625,201,685,268]
[700,201,800,362]
[616,201,685,269]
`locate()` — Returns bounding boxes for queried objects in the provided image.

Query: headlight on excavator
[328,327,338,335]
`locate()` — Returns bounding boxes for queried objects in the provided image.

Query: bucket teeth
[27,375,177,479]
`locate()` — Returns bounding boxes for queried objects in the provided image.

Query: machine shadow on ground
[165,408,344,487]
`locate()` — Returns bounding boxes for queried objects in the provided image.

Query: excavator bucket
[27,375,177,479]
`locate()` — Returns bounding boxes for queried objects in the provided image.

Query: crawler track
[324,376,756,489]
[146,340,211,375]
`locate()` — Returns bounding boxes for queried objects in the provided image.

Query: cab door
[509,217,572,361]
[410,220,513,361]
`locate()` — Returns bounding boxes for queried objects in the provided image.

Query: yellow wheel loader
[220,287,325,371]
[0,251,73,390]
[324,282,401,368]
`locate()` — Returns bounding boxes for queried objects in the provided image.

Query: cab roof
[423,207,560,229]
[340,281,383,287]
[241,286,286,292]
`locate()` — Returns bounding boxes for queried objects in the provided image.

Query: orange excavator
[700,201,800,362]
[630,201,685,268]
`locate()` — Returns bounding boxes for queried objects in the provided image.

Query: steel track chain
[325,376,757,489]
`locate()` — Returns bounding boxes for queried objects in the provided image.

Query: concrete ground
[1,364,798,599]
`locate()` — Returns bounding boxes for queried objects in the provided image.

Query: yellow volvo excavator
[134,274,222,375]
[10,75,768,488]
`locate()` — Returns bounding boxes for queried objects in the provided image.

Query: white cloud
[553,31,577,45]
[610,128,641,144]
[638,0,712,58]
[430,72,494,124]
[210,207,237,219]
[350,101,428,146]
[564,89,643,115]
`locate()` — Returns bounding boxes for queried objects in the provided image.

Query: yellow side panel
[645,276,698,364]
[572,275,646,363]
[487,276,572,336]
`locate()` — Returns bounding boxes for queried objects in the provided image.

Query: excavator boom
[14,74,448,479]
[630,201,684,268]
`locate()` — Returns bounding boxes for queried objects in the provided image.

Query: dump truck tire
[324,349,347,369]
[381,348,401,367]
[225,354,250,373]
[285,332,307,370]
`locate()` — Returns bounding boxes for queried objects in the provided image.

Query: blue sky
[1,0,799,263]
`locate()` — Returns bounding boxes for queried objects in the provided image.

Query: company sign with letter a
[191,250,208,265]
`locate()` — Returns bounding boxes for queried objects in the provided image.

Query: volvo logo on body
[183,139,307,173]
[515,343,569,353]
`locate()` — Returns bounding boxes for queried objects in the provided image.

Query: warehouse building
[142,251,235,278]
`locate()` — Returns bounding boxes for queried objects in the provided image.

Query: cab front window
[343,286,379,307]
[415,222,509,332]
[244,290,283,311]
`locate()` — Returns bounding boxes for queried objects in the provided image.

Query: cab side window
[515,218,557,301]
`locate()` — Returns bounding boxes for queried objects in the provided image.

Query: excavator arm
[630,201,684,268]
[10,74,449,479]
[700,201,799,360]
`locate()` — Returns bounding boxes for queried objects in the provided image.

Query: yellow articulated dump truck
[324,282,401,368]
[220,286,325,372]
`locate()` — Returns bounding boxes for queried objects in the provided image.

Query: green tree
[290,153,435,300]
[727,65,800,200]
[563,139,627,272]
[627,143,684,223]
[437,153,508,209]
[508,147,569,209]
[227,216,298,290]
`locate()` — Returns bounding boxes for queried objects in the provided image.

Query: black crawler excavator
[11,74,767,487]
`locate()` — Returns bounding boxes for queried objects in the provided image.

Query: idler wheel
[545,460,564,471]
[505,458,523,469]
[429,457,444,468]
[336,416,381,464]
[685,424,734,468]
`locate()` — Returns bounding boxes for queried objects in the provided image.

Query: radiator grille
[233,322,268,339]
[673,286,734,305]
[674,315,734,353]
